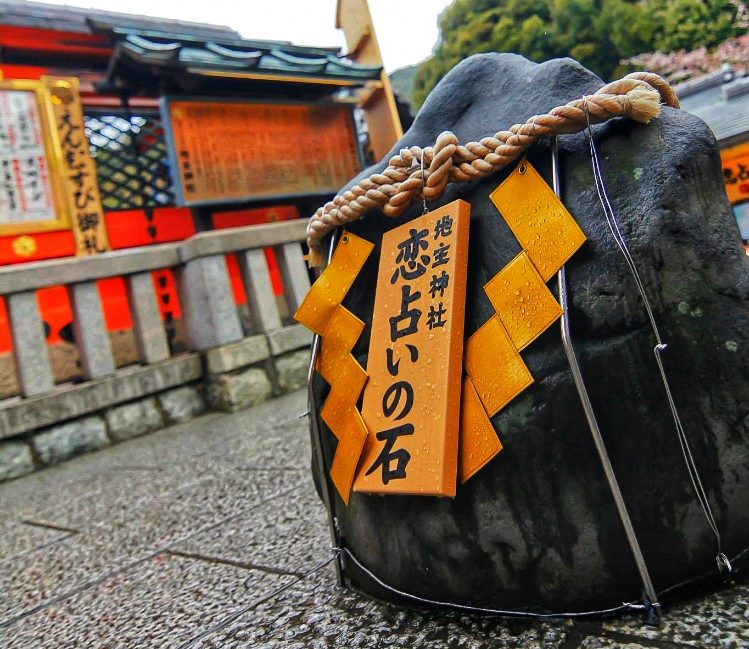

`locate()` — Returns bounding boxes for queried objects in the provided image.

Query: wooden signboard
[353,200,470,496]
[721,141,749,205]
[45,78,109,255]
[0,76,109,255]
[162,99,361,206]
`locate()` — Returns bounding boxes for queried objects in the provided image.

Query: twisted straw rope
[307,72,679,266]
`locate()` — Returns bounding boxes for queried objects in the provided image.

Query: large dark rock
[311,53,749,612]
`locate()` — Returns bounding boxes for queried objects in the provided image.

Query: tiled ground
[0,389,747,648]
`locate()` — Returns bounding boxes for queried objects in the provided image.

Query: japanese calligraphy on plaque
[354,200,470,496]
[721,145,749,205]
[46,79,109,255]
[0,77,109,253]
[0,79,63,235]
[162,99,360,206]
[0,88,56,225]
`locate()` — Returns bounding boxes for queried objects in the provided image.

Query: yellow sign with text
[721,142,749,205]
[354,200,470,496]
[45,78,110,255]
[0,76,109,254]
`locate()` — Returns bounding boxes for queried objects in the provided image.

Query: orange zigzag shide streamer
[294,232,373,503]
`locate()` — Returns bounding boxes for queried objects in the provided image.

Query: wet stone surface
[0,522,71,564]
[331,52,749,611]
[0,442,33,482]
[0,389,747,647]
[173,475,330,576]
[192,564,572,649]
[275,349,311,393]
[4,554,294,649]
[604,580,749,647]
[31,415,109,466]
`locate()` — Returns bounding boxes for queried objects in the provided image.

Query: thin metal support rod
[583,123,728,577]
[551,138,661,622]
[306,229,345,586]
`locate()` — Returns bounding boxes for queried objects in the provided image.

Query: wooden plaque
[0,79,65,236]
[354,200,470,496]
[0,76,109,255]
[162,99,361,206]
[45,78,110,255]
[722,148,749,204]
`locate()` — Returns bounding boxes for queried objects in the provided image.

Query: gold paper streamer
[460,161,587,482]
[295,231,373,503]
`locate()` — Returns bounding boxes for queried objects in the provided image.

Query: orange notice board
[162,99,361,206]
[721,141,749,204]
[354,201,470,497]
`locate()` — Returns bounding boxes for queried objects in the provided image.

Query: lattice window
[84,111,175,210]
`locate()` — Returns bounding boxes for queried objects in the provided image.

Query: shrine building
[0,0,401,400]
[676,67,749,251]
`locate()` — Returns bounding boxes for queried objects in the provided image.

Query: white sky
[35,0,452,72]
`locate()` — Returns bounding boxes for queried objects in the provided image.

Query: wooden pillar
[68,281,116,379]
[336,0,403,160]
[177,255,243,350]
[126,272,170,364]
[6,291,55,396]
[237,248,282,334]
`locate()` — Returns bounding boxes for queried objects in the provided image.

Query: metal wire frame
[552,136,661,625]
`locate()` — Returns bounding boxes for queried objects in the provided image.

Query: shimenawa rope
[306,71,679,266]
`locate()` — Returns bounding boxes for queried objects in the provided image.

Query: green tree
[655,0,740,52]
[412,0,745,108]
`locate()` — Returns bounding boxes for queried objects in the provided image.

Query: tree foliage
[412,0,745,108]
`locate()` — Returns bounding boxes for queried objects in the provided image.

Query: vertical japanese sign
[45,78,109,255]
[354,200,470,496]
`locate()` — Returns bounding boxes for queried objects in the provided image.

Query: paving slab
[15,466,207,531]
[173,474,329,576]
[188,563,571,649]
[1,388,748,648]
[0,522,71,563]
[23,390,311,475]
[1,553,295,649]
[1,391,308,514]
[0,464,110,520]
[1,391,309,531]
[604,581,749,648]
[189,562,749,649]
[576,638,670,648]
[0,469,300,623]
[20,462,302,533]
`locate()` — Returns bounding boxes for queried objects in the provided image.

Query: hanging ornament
[460,159,587,482]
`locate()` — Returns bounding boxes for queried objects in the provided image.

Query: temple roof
[0,1,382,96]
[677,69,749,147]
[100,29,381,95]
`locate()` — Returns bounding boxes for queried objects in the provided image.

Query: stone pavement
[0,389,747,648]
